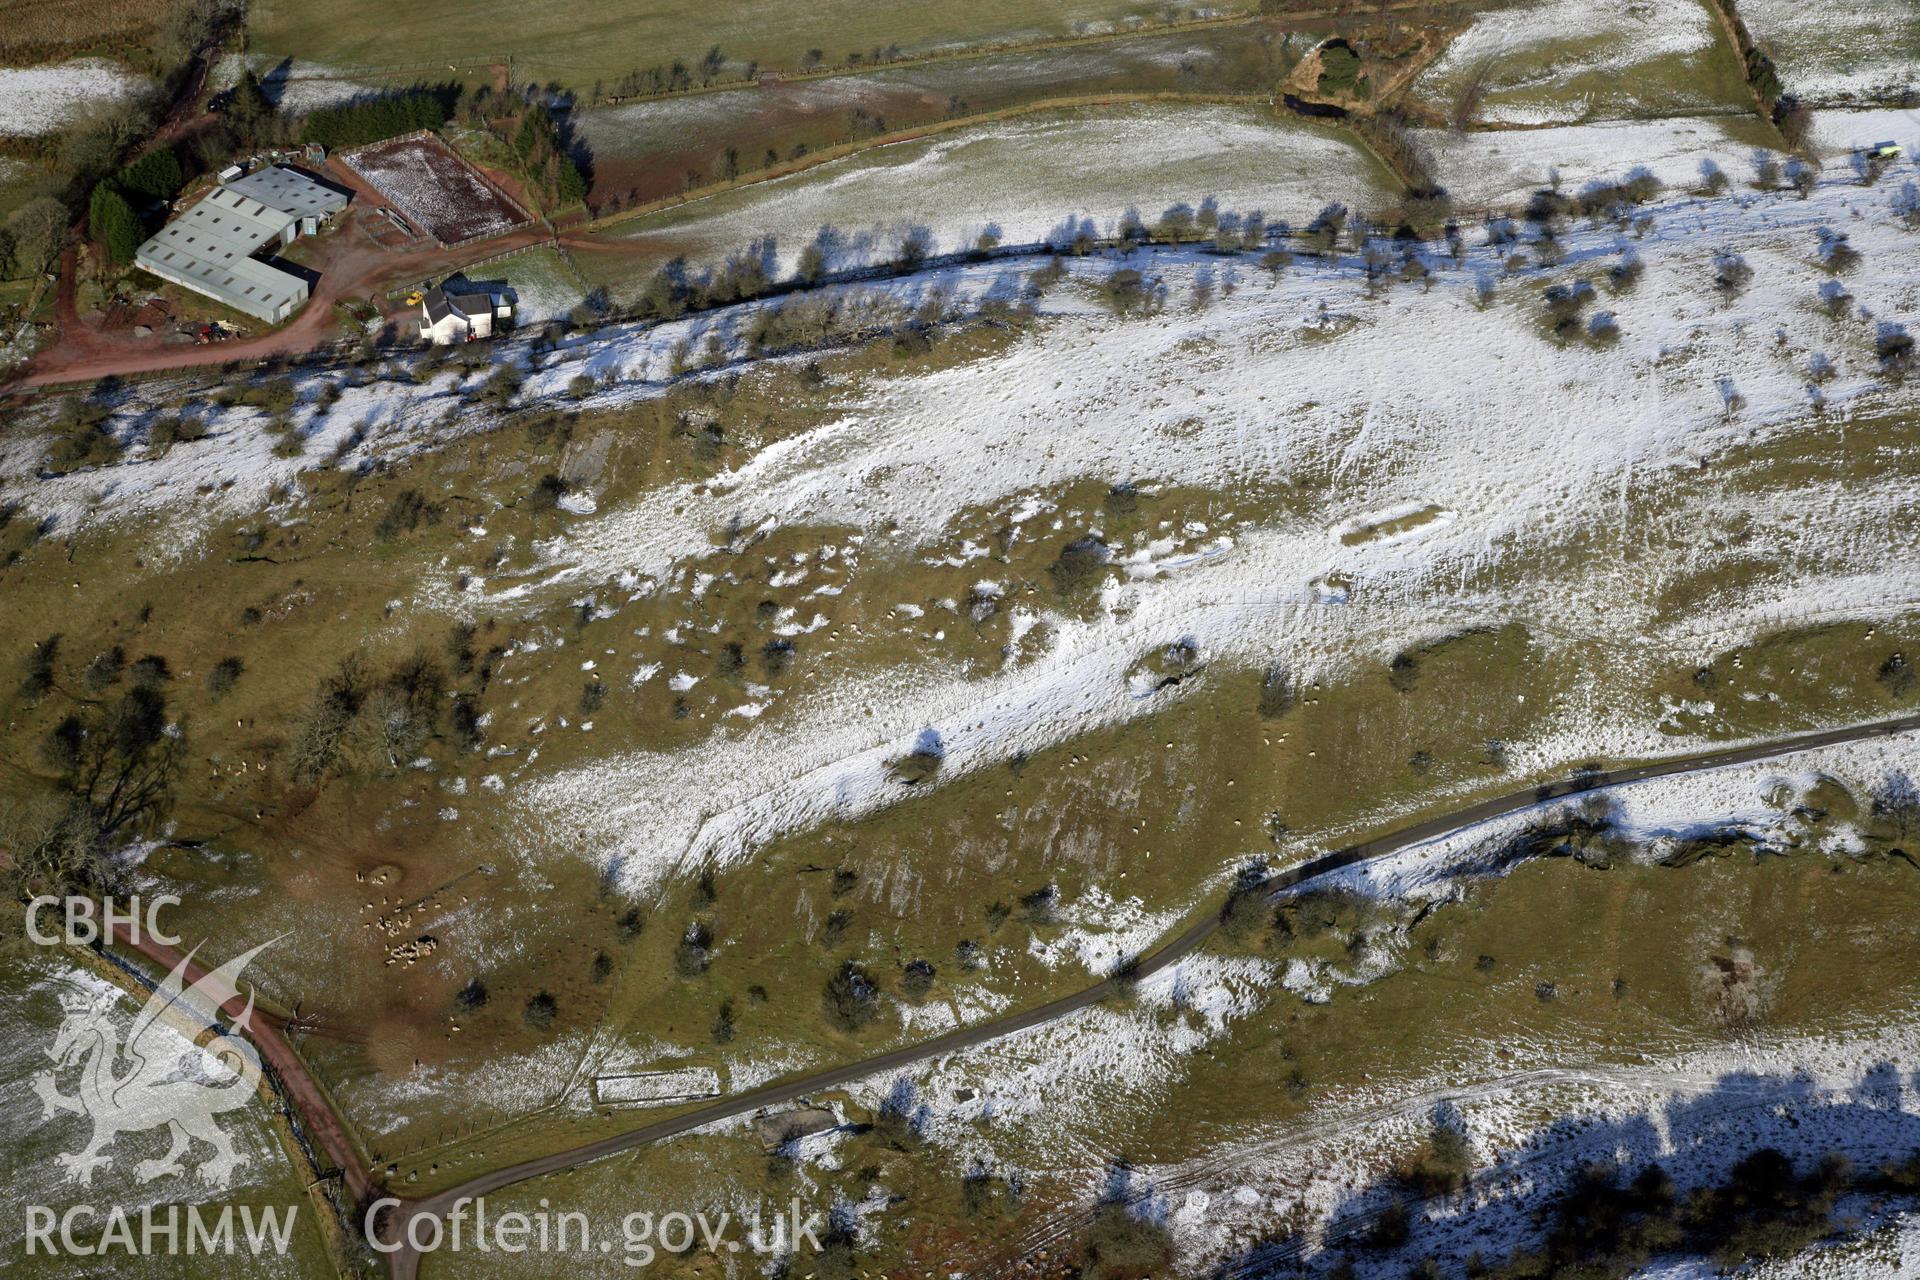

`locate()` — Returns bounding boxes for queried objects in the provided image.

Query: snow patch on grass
[1323,731,1920,904]
[348,1030,592,1134]
[603,102,1396,277]
[1739,0,1920,105]
[0,61,146,136]
[1147,1013,1920,1275]
[841,953,1276,1166]
[1415,0,1724,126]
[512,174,1920,895]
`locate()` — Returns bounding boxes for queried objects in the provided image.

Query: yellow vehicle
[403,290,425,306]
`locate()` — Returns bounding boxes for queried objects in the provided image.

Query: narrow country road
[380,712,1920,1278]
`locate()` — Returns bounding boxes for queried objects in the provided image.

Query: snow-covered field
[0,60,147,136]
[601,102,1397,277]
[513,170,1920,894]
[1427,107,1920,210]
[833,949,1278,1183]
[600,103,1910,275]
[10,166,1920,906]
[0,956,325,1273]
[254,58,388,114]
[475,732,1920,1277]
[1409,0,1740,126]
[1740,0,1920,106]
[1421,115,1783,207]
[346,1030,592,1135]
[1810,108,1920,170]
[482,245,590,323]
[1139,1015,1920,1277]
[6,83,1917,1273]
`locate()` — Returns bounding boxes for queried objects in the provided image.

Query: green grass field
[250,0,1238,91]
[0,157,50,216]
[571,21,1311,206]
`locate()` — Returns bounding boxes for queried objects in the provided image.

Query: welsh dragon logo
[32,941,275,1188]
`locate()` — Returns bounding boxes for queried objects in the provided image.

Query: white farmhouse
[420,284,514,344]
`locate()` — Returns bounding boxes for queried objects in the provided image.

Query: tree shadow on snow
[1205,1064,1920,1278]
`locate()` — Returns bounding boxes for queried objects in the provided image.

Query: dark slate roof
[422,286,455,324]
